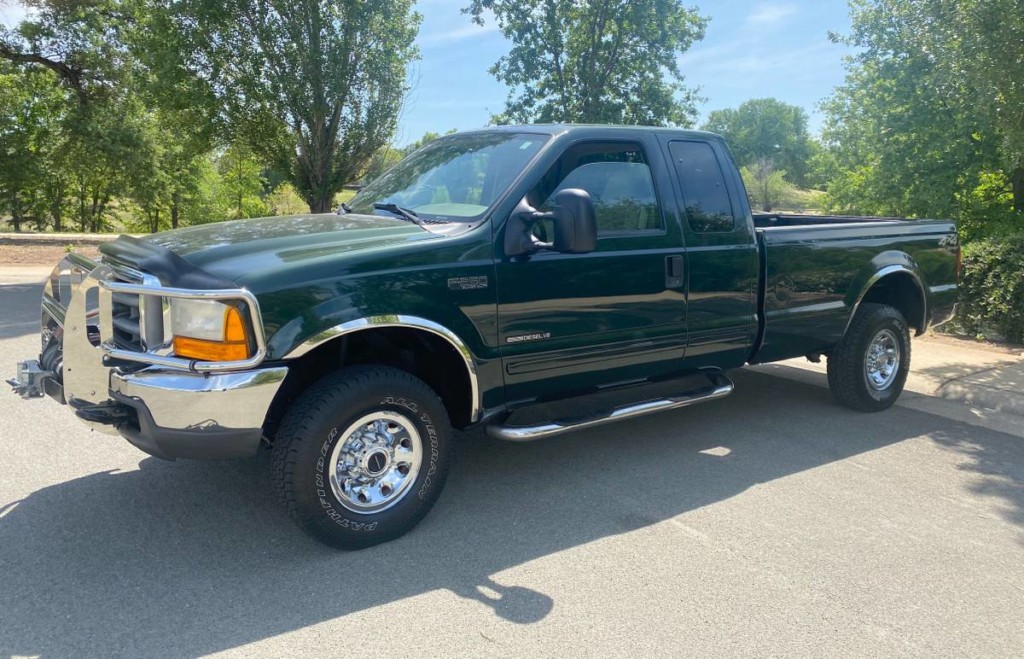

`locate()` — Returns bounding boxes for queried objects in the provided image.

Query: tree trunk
[9,196,23,232]
[171,203,179,229]
[307,191,333,214]
[77,178,87,233]
[1012,165,1024,214]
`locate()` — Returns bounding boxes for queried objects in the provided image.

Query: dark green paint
[124,125,958,424]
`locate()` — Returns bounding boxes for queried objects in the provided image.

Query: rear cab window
[668,141,737,233]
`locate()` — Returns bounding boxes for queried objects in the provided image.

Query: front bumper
[10,252,286,460]
[110,366,287,459]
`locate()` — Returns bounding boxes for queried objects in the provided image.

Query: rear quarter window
[668,141,736,233]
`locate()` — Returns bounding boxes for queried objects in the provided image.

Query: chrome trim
[110,366,288,430]
[42,294,66,327]
[97,280,268,372]
[328,411,423,514]
[66,253,99,273]
[63,264,116,411]
[284,315,482,423]
[843,265,927,336]
[486,371,734,442]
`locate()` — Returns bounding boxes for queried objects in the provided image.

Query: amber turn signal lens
[224,307,247,342]
[173,336,250,361]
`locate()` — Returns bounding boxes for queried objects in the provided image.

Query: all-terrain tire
[827,303,911,412]
[272,365,453,549]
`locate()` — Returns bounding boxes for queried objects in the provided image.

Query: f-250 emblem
[448,276,489,291]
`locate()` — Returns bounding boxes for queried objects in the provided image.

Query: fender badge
[506,332,551,344]
[448,276,489,291]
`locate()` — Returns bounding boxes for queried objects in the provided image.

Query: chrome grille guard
[36,253,268,408]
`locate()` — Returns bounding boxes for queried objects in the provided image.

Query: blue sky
[403,0,855,145]
[1,0,856,145]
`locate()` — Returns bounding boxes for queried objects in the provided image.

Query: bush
[957,233,1024,344]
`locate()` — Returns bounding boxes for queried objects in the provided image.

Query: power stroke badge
[506,332,551,344]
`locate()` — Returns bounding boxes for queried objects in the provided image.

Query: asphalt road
[2,275,1023,657]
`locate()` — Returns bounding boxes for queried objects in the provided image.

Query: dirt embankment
[0,234,115,266]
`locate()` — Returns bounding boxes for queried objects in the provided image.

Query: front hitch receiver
[7,360,53,399]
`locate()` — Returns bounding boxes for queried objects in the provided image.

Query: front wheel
[827,303,911,412]
[272,366,453,549]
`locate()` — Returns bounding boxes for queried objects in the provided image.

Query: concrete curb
[762,335,1024,420]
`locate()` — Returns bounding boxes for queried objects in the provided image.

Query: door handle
[665,255,684,289]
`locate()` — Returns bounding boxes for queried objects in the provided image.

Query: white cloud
[683,40,836,77]
[746,2,799,26]
[417,22,499,47]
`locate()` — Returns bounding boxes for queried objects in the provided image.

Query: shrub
[957,232,1024,344]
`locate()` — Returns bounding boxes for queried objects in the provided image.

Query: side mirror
[551,189,597,253]
[503,189,597,257]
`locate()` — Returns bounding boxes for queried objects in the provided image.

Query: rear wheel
[272,365,453,549]
[827,303,911,412]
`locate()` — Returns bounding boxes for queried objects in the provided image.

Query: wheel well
[860,272,926,334]
[264,327,475,439]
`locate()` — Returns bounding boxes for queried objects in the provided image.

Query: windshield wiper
[373,202,423,226]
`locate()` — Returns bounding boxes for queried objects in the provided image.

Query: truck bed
[753,212,908,228]
[751,217,958,364]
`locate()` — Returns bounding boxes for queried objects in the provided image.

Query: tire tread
[271,365,452,548]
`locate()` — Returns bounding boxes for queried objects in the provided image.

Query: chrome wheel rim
[328,411,423,514]
[864,328,900,391]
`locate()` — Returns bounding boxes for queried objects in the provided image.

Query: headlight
[170,298,252,361]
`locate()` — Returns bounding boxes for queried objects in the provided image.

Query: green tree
[821,0,1018,233]
[360,146,403,186]
[465,0,707,126]
[167,0,421,213]
[741,158,792,212]
[217,144,267,220]
[0,64,65,231]
[703,98,813,187]
[0,0,137,104]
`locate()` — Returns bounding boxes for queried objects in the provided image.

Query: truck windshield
[347,132,549,222]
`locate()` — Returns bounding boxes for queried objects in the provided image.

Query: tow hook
[71,400,136,427]
[7,360,52,398]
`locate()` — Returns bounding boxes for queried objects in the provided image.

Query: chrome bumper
[10,252,287,460]
[110,366,287,459]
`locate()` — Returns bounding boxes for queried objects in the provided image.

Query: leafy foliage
[821,0,1020,221]
[465,0,707,126]
[957,233,1024,343]
[703,98,813,187]
[740,159,793,212]
[167,0,421,212]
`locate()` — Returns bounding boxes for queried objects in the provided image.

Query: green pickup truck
[10,125,958,548]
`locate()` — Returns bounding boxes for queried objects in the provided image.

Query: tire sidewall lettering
[309,394,440,533]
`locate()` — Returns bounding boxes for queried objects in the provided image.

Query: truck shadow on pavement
[1,371,1022,656]
[0,282,44,340]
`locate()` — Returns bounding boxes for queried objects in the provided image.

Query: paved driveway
[2,275,1023,657]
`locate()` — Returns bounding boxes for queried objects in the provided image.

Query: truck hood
[143,213,442,285]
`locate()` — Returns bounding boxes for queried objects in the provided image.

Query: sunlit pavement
[2,272,1023,657]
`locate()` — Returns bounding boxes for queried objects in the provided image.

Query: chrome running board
[486,371,734,442]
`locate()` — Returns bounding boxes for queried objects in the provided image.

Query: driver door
[495,136,688,404]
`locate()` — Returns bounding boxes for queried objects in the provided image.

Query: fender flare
[283,315,481,423]
[844,264,928,336]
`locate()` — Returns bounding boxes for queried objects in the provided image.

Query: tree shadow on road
[1,370,1021,656]
[916,360,1024,413]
